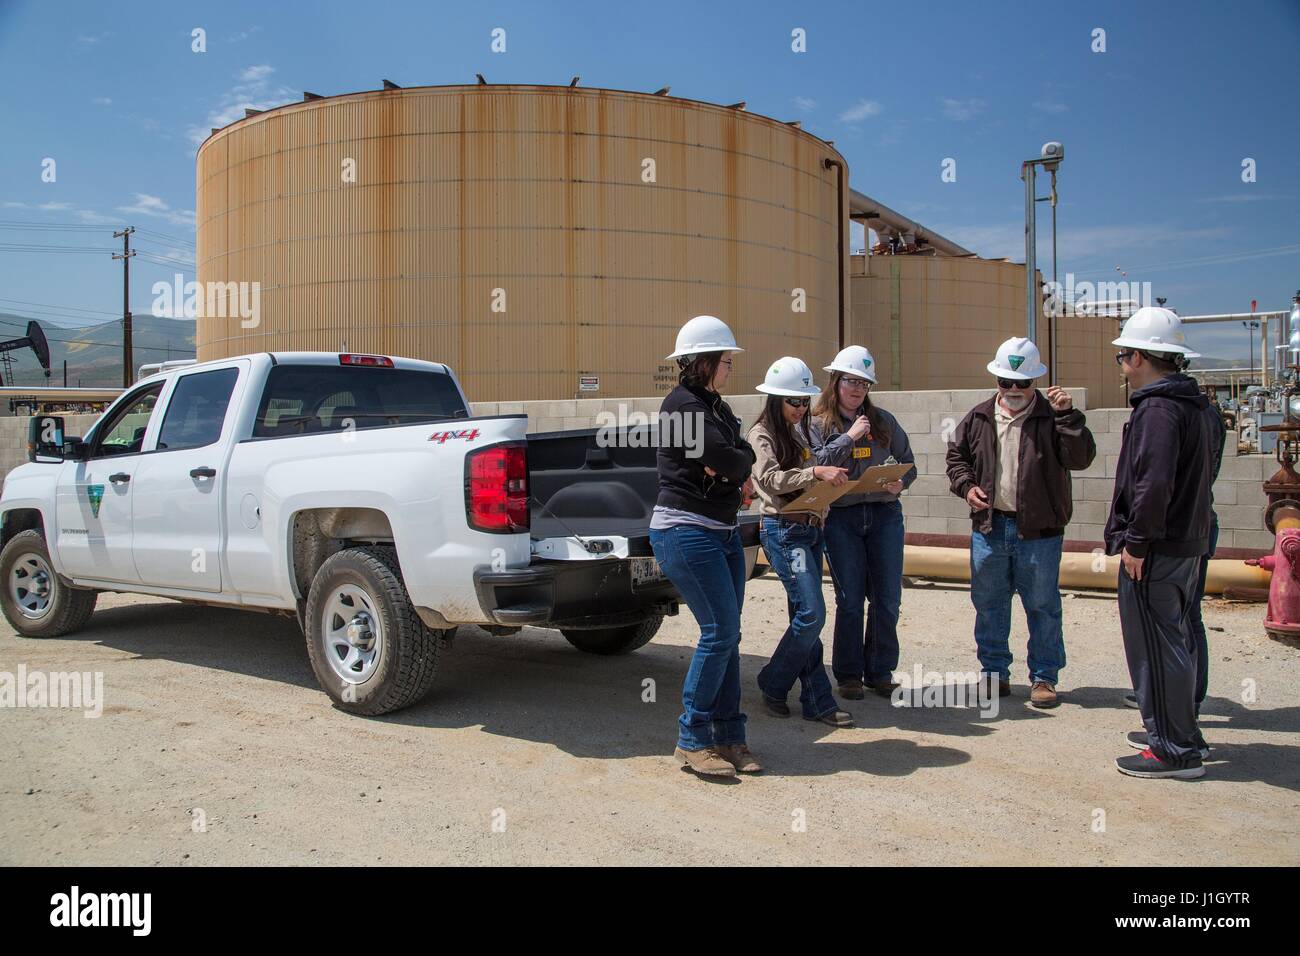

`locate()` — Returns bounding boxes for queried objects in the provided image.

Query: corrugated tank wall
[196,85,848,402]
[848,254,1126,407]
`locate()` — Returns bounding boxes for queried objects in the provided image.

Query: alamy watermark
[151,273,260,327]
[0,665,103,718]
[889,663,1000,719]
[1043,272,1153,318]
[595,406,706,458]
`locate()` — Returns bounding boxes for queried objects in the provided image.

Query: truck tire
[304,546,442,716]
[561,614,662,655]
[0,529,97,638]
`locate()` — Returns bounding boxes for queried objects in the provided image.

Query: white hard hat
[987,337,1049,380]
[756,357,821,397]
[1112,306,1200,358]
[823,345,877,384]
[666,315,744,360]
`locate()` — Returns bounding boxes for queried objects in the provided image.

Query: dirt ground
[1,574,1297,866]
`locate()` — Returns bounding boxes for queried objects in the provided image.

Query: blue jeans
[824,500,905,685]
[969,513,1066,684]
[649,524,747,750]
[757,517,837,719]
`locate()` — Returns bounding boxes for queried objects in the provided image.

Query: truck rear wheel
[0,530,97,638]
[561,614,662,655]
[304,546,442,715]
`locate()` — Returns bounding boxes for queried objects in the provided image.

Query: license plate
[630,556,666,588]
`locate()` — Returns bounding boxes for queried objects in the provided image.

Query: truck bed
[527,426,760,549]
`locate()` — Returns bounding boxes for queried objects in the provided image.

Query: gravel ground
[1,576,1297,866]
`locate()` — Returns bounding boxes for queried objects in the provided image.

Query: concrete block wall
[469,388,1270,551]
[0,414,100,488]
[0,394,1271,550]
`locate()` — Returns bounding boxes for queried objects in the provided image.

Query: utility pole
[112,226,136,387]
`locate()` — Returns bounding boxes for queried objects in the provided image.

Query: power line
[0,297,120,317]
[0,242,117,254]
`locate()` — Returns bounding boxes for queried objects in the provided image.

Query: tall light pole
[1021,142,1063,380]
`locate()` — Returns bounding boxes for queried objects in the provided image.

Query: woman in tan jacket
[747,357,854,726]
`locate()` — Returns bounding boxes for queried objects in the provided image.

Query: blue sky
[0,0,1297,361]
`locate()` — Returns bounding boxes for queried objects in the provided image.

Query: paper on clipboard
[780,462,914,513]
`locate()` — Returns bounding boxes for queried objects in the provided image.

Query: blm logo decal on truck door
[85,484,104,519]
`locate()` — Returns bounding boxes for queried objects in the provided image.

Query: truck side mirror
[27,416,83,462]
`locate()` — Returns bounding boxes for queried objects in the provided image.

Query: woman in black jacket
[649,315,758,778]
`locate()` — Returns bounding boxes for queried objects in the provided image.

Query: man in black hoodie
[1105,307,1214,780]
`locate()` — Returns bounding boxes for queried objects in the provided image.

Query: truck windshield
[252,365,468,438]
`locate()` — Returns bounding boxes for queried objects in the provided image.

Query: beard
[1000,389,1032,411]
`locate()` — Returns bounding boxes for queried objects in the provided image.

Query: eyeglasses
[840,378,870,391]
[1114,351,1135,367]
[996,378,1034,390]
[783,396,810,408]
[718,358,733,368]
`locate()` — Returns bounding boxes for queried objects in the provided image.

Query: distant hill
[0,312,196,388]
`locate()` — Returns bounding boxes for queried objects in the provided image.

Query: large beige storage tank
[849,254,1126,408]
[196,84,849,402]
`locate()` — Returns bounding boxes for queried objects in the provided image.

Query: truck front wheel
[304,546,442,716]
[0,530,97,638]
[560,614,662,655]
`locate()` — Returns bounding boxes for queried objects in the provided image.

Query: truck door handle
[109,472,130,484]
[190,467,217,479]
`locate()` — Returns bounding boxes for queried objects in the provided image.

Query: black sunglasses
[783,396,811,408]
[996,378,1034,390]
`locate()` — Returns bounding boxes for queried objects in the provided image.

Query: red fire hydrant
[1246,527,1300,641]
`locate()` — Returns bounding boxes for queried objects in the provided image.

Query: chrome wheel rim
[10,552,55,620]
[322,584,383,684]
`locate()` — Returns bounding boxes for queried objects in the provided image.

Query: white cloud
[3,201,28,209]
[75,209,119,225]
[793,96,817,112]
[932,221,1220,264]
[942,97,986,122]
[1033,97,1068,114]
[92,96,112,106]
[76,31,113,45]
[116,193,197,227]
[188,65,297,147]
[838,99,882,123]
[240,64,275,83]
[38,202,72,211]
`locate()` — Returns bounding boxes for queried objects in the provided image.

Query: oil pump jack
[0,321,52,385]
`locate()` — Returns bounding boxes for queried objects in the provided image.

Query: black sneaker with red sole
[1115,747,1205,779]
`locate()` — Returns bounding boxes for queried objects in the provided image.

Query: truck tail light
[465,443,529,533]
[339,353,394,367]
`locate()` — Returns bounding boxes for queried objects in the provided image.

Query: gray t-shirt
[649,505,736,531]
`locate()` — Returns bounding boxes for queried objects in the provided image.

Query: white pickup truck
[0,352,760,715]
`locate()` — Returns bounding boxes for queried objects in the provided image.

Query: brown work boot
[837,679,866,700]
[674,746,738,777]
[716,743,763,773]
[1030,681,1059,709]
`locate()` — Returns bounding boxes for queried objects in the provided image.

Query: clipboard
[780,462,914,513]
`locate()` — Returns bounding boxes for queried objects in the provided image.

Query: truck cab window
[92,384,163,458]
[253,366,468,438]
[156,367,239,451]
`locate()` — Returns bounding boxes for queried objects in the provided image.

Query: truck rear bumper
[473,518,760,628]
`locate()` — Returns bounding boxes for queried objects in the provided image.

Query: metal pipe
[901,545,1270,594]
[824,158,847,350]
[1049,167,1058,386]
[1023,162,1037,341]
[847,188,975,258]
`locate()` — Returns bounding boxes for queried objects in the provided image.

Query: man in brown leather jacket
[946,337,1097,708]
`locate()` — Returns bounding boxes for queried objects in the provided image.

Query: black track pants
[1117,552,1202,767]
